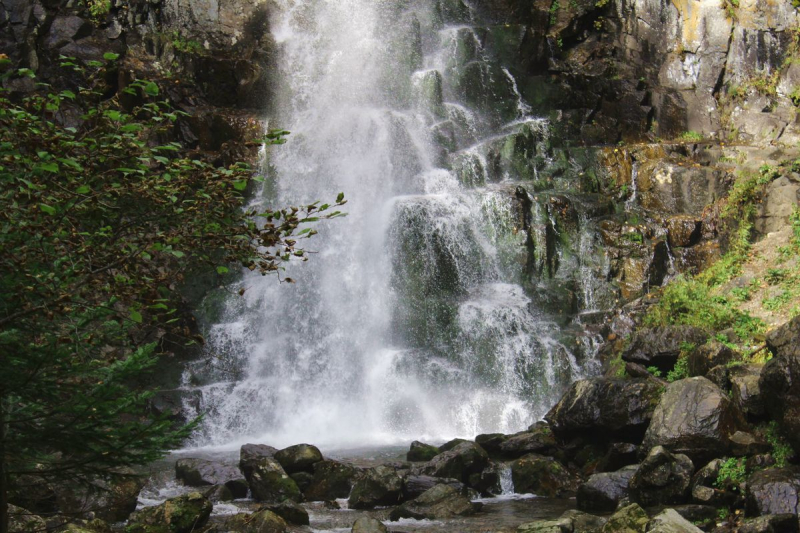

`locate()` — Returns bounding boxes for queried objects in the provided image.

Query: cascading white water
[183,0,597,451]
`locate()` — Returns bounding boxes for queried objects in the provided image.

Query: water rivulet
[182,0,616,450]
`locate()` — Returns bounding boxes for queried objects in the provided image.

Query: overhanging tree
[0,54,345,532]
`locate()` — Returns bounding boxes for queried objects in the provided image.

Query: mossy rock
[126,493,212,533]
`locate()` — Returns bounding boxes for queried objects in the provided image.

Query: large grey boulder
[351,517,388,533]
[389,484,481,521]
[545,378,664,442]
[224,510,287,533]
[577,465,638,513]
[629,446,694,507]
[176,458,247,498]
[401,475,467,501]
[348,465,403,509]
[646,509,703,533]
[622,326,708,372]
[761,316,800,456]
[241,455,302,503]
[737,514,799,533]
[274,444,323,474]
[600,503,649,533]
[641,377,748,463]
[239,444,278,478]
[498,425,558,459]
[304,460,358,501]
[746,468,800,517]
[420,441,489,484]
[407,441,440,462]
[258,500,309,526]
[510,454,577,497]
[687,342,737,378]
[127,493,212,533]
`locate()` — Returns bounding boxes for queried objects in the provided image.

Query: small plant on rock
[715,457,746,488]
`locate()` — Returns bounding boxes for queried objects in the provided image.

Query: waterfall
[182,0,599,451]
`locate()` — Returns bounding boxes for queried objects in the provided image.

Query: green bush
[715,457,746,487]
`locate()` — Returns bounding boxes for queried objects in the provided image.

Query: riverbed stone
[274,444,323,474]
[545,378,664,443]
[239,444,278,478]
[737,514,799,533]
[600,503,649,533]
[511,454,577,497]
[348,465,403,509]
[258,500,309,526]
[498,425,558,459]
[746,468,800,517]
[646,509,703,533]
[641,377,748,463]
[304,460,358,501]
[351,517,388,533]
[53,472,145,522]
[401,475,467,501]
[407,441,440,462]
[389,484,481,521]
[577,465,638,513]
[561,509,608,532]
[622,326,708,372]
[126,493,212,533]
[242,455,302,503]
[421,441,489,484]
[517,517,573,533]
[629,446,693,507]
[224,510,287,533]
[176,458,245,489]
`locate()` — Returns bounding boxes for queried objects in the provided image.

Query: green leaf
[130,310,143,324]
[216,266,229,275]
[143,82,159,96]
[337,192,345,203]
[39,204,57,215]
[103,52,120,61]
[76,185,91,194]
[232,180,248,191]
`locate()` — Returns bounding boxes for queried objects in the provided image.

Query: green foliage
[678,130,704,142]
[549,0,561,25]
[170,32,204,55]
[646,366,662,378]
[717,507,730,521]
[764,422,793,467]
[84,0,110,20]
[666,347,691,382]
[0,57,345,523]
[715,457,746,487]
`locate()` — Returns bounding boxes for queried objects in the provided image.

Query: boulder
[666,216,701,248]
[761,319,800,455]
[351,517,388,533]
[475,433,507,455]
[730,431,771,457]
[304,460,358,501]
[239,444,278,478]
[258,501,309,525]
[127,493,212,533]
[438,438,470,452]
[646,509,703,533]
[600,503,649,533]
[241,455,302,503]
[510,454,577,497]
[202,484,234,502]
[577,465,638,513]
[517,517,573,533]
[732,370,766,420]
[407,441,440,462]
[348,465,403,509]
[561,509,608,532]
[54,473,144,522]
[737,514,799,533]
[421,441,489,484]
[175,458,247,498]
[689,459,727,507]
[597,443,639,472]
[746,468,800,517]
[629,446,694,507]
[497,425,558,459]
[8,505,47,533]
[687,342,738,378]
[641,377,748,463]
[224,510,287,533]
[622,327,708,372]
[402,475,467,501]
[545,378,663,442]
[274,444,323,474]
[44,15,92,50]
[468,464,501,495]
[290,471,313,493]
[389,484,481,521]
